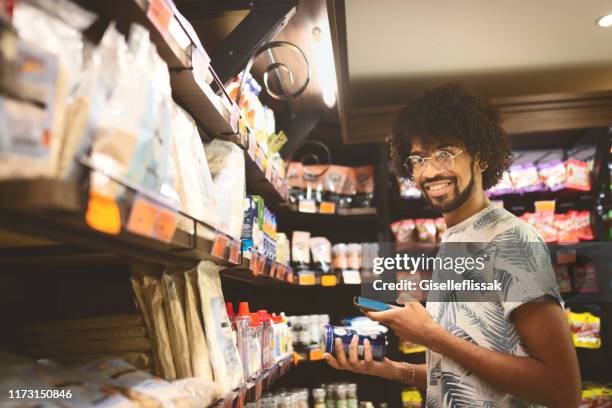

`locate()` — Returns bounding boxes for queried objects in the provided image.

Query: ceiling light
[596,14,612,27]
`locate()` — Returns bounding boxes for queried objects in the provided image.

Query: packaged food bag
[196,261,243,393]
[170,104,219,238]
[161,272,192,378]
[184,268,214,380]
[76,358,199,408]
[205,139,246,240]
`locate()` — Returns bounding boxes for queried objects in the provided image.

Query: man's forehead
[410,140,461,154]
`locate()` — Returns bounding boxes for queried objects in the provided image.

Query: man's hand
[324,335,396,379]
[367,301,443,349]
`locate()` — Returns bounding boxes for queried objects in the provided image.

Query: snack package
[130,263,163,375]
[574,211,595,241]
[302,164,326,208]
[323,165,349,207]
[291,231,311,266]
[340,167,357,208]
[196,261,243,393]
[398,177,422,199]
[391,219,416,244]
[76,359,199,407]
[205,139,246,240]
[537,160,566,191]
[567,310,601,349]
[170,103,218,237]
[172,377,222,407]
[509,163,541,193]
[415,219,436,243]
[487,171,513,196]
[434,218,447,242]
[4,0,94,179]
[353,165,375,208]
[89,25,150,198]
[572,264,598,294]
[275,233,290,266]
[346,243,361,270]
[553,264,572,293]
[161,272,192,378]
[565,159,591,191]
[142,275,177,380]
[184,268,214,380]
[0,362,137,408]
[332,243,348,270]
[310,237,332,274]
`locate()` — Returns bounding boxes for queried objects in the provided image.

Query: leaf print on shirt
[441,371,479,407]
[494,268,516,300]
[429,357,442,386]
[426,392,442,408]
[481,303,520,354]
[472,208,510,231]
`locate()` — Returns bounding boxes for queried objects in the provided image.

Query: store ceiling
[331,0,612,143]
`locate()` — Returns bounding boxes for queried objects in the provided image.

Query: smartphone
[353,296,393,312]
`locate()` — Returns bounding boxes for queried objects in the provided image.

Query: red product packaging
[565,159,591,191]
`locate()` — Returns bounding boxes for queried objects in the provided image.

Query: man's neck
[443,191,490,228]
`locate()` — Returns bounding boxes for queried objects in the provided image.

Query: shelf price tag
[127,196,158,238]
[269,262,278,279]
[147,0,172,37]
[86,191,121,235]
[212,233,230,259]
[228,239,241,264]
[154,207,178,243]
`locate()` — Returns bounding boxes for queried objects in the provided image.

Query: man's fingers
[363,339,373,362]
[335,338,347,366]
[324,353,340,369]
[348,335,359,365]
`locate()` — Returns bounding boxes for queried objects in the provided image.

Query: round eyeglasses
[403,150,464,179]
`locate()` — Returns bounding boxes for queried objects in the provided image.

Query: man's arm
[324,336,428,391]
[370,300,581,407]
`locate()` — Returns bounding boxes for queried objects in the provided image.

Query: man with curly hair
[325,83,581,407]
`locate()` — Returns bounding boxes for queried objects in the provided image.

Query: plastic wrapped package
[89,25,156,199]
[353,166,375,207]
[172,377,222,407]
[205,139,246,240]
[161,272,192,378]
[170,103,218,238]
[0,361,137,408]
[184,268,214,380]
[76,359,199,408]
[6,0,94,179]
[142,276,177,380]
[196,261,243,394]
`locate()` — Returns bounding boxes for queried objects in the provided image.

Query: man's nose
[419,159,443,181]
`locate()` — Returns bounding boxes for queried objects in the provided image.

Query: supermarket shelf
[0,179,241,268]
[277,205,378,221]
[210,356,293,408]
[82,0,241,139]
[244,150,287,208]
[222,251,296,287]
[393,189,598,221]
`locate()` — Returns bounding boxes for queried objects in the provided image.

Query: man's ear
[473,154,488,172]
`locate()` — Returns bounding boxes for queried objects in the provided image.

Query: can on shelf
[323,325,386,361]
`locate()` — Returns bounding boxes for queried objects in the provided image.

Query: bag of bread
[184,268,214,380]
[76,359,199,408]
[196,261,243,393]
[161,272,192,378]
[142,276,176,380]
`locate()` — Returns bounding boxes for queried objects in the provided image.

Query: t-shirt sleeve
[491,223,564,319]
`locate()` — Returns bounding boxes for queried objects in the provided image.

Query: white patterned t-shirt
[425,203,562,408]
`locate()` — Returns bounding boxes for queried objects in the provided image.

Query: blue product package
[324,325,386,361]
[242,196,259,239]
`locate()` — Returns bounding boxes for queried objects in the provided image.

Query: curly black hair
[389,82,513,191]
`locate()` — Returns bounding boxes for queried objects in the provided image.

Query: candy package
[567,310,601,349]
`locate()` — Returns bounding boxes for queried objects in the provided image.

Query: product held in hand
[324,325,386,361]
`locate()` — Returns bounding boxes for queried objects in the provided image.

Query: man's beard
[420,166,475,213]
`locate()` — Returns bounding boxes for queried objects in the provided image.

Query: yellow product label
[401,389,422,403]
[298,273,316,285]
[321,275,337,287]
[568,311,601,349]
